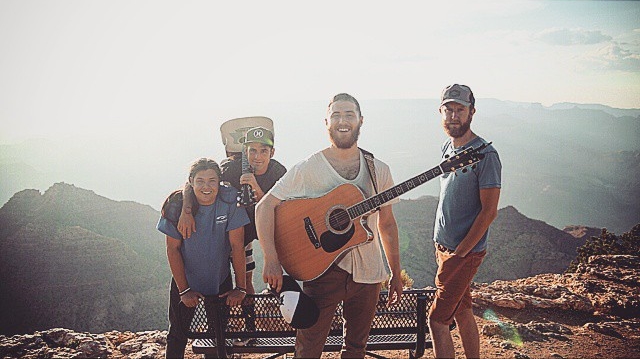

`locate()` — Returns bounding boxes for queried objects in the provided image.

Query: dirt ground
[183,306,640,358]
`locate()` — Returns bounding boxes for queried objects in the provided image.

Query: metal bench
[184,288,437,358]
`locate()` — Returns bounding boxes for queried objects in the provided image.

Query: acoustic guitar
[274,143,489,281]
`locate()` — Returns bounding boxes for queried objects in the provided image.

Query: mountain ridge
[0,182,619,336]
[395,198,588,288]
[2,98,639,233]
[0,183,168,335]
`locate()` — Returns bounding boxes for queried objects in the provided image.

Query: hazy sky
[1,0,639,144]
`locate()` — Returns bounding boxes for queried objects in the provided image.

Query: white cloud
[537,28,612,46]
[589,43,640,72]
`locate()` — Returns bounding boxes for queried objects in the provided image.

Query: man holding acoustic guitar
[256,93,404,358]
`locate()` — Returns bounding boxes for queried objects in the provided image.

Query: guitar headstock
[439,142,490,174]
[237,184,256,207]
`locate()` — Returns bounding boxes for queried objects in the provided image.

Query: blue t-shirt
[433,136,502,253]
[157,186,250,295]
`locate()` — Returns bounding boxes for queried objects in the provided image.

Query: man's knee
[453,308,476,328]
[428,315,450,333]
[428,314,445,325]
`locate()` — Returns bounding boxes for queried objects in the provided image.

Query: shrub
[566,224,640,273]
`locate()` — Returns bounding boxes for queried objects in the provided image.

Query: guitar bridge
[304,217,321,249]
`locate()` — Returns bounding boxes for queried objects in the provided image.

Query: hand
[262,260,284,293]
[453,250,468,258]
[239,173,259,189]
[178,212,196,239]
[219,288,246,306]
[180,290,204,308]
[386,274,403,307]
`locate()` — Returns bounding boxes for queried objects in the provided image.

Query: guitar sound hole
[328,208,351,232]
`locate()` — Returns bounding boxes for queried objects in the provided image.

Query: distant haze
[1,98,639,233]
[1,1,640,233]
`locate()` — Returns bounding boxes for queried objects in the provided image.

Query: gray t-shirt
[433,136,501,253]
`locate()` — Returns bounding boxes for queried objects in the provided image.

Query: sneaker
[232,337,257,346]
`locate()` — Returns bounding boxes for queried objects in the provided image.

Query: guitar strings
[328,163,472,226]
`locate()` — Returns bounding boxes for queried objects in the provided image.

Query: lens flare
[483,309,523,346]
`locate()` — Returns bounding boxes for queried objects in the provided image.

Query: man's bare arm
[177,182,196,239]
[166,235,202,307]
[220,226,247,306]
[454,187,501,257]
[255,193,284,292]
[377,204,403,306]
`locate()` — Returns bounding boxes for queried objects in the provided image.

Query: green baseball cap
[242,126,274,147]
[220,116,274,152]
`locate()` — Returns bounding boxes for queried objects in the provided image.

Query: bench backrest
[181,289,436,340]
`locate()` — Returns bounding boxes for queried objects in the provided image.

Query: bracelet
[235,286,247,294]
[179,287,191,296]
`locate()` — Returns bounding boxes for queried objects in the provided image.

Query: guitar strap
[359,147,380,212]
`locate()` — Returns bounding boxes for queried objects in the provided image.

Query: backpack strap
[359,147,380,212]
[161,190,185,229]
[216,185,239,232]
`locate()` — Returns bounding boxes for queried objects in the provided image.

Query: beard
[443,116,472,138]
[329,124,361,149]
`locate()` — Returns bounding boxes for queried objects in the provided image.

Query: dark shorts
[428,243,486,325]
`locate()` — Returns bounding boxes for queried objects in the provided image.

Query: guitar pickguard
[320,225,356,252]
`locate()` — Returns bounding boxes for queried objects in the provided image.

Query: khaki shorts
[428,243,486,325]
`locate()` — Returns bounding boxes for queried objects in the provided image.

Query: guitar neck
[241,150,251,174]
[347,165,443,219]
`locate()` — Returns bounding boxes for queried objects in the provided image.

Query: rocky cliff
[0,183,169,335]
[1,254,637,358]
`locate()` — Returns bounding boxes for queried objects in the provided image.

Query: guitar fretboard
[241,151,251,174]
[347,165,442,219]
